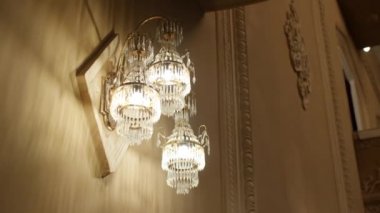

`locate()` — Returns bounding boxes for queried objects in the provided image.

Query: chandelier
[102,32,161,145]
[100,16,210,194]
[158,95,210,194]
[146,20,195,116]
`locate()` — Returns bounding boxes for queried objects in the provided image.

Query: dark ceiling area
[127,0,267,34]
[338,0,380,48]
[198,0,266,11]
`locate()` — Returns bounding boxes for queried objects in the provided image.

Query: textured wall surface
[245,0,364,212]
[0,0,220,212]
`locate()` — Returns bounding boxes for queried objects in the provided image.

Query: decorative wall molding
[233,8,256,213]
[355,138,380,150]
[284,0,311,110]
[216,10,241,213]
[362,167,380,194]
[216,7,256,213]
[312,0,365,212]
[317,0,354,211]
[366,204,380,213]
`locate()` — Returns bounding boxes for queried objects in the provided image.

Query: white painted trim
[338,46,364,131]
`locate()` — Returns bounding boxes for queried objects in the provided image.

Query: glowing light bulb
[162,68,175,84]
[127,91,148,107]
[363,47,371,52]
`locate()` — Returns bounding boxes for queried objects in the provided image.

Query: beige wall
[0,0,371,212]
[245,0,364,212]
[0,0,220,212]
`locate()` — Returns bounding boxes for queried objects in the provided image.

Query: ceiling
[338,0,380,48]
[198,0,266,11]
[200,0,379,48]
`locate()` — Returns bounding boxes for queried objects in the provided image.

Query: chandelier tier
[109,83,161,126]
[103,33,161,145]
[115,121,154,145]
[158,95,210,194]
[146,20,195,116]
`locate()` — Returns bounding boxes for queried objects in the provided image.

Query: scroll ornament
[284,1,311,110]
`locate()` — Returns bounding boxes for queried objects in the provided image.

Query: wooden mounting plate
[76,30,128,177]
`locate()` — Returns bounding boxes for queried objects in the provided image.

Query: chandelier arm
[198,125,210,155]
[203,134,210,155]
[114,42,126,72]
[100,77,115,131]
[182,51,196,84]
[102,115,115,131]
[157,132,167,148]
[134,16,169,32]
[121,16,169,45]
[198,125,207,136]
[114,16,169,77]
[100,77,108,116]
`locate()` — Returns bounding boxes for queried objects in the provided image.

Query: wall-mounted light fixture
[158,94,210,194]
[97,16,210,194]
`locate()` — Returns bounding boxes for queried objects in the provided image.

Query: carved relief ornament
[362,167,380,213]
[284,0,311,110]
[362,167,380,194]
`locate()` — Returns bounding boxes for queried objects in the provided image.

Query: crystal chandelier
[102,33,161,145]
[158,95,210,194]
[146,20,195,116]
[100,17,210,193]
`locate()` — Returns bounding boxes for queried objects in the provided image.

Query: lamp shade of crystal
[160,105,209,194]
[110,83,161,126]
[161,129,205,194]
[146,48,191,116]
[161,128,206,172]
[145,20,192,116]
[115,121,154,145]
[106,33,162,145]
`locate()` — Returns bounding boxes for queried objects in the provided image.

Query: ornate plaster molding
[284,0,311,110]
[233,8,256,213]
[362,167,380,194]
[317,0,354,210]
[355,138,380,150]
[216,7,255,213]
[365,204,380,213]
[313,0,365,212]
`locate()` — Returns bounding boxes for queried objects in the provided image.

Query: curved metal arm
[182,50,196,84]
[122,16,169,45]
[198,125,210,155]
[113,16,171,79]
[157,132,167,148]
[135,16,168,32]
[100,76,116,131]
